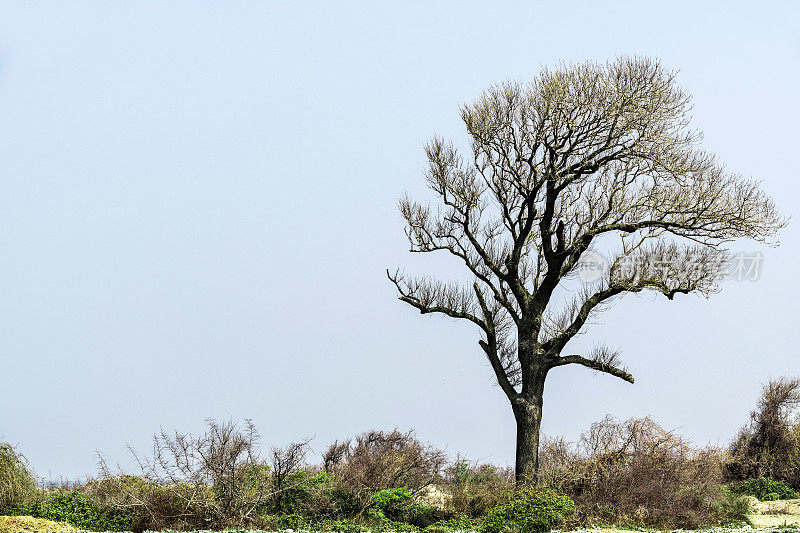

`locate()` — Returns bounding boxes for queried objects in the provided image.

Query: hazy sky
[1,1,799,481]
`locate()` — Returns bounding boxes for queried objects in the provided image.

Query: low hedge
[728,477,798,501]
[481,487,575,533]
[3,490,134,532]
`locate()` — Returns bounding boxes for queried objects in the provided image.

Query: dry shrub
[268,440,326,514]
[321,429,447,515]
[726,377,800,486]
[443,456,515,518]
[95,419,274,531]
[539,415,726,529]
[538,436,579,490]
[0,443,35,511]
[323,429,446,491]
[40,477,84,492]
[84,474,209,532]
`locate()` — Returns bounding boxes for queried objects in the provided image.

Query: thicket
[724,377,800,488]
[4,377,800,532]
[537,416,729,529]
[0,443,35,510]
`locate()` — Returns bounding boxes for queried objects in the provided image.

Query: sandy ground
[752,498,800,516]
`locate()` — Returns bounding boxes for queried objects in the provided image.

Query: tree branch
[553,353,635,384]
[387,270,488,332]
[474,283,519,401]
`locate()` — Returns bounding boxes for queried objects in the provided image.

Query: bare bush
[40,476,85,491]
[320,429,447,516]
[443,456,515,518]
[325,429,446,492]
[269,438,312,512]
[322,440,349,473]
[96,419,272,530]
[726,377,800,484]
[538,436,581,490]
[0,442,35,510]
[536,416,726,529]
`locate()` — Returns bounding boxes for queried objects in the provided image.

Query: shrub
[713,489,752,524]
[270,511,306,530]
[367,487,448,527]
[85,473,214,531]
[97,419,283,529]
[402,502,450,528]
[7,490,134,532]
[536,415,728,529]
[728,477,798,500]
[269,438,313,513]
[372,487,412,516]
[268,468,334,516]
[425,514,482,533]
[444,458,514,518]
[0,443,36,511]
[366,487,407,523]
[726,377,800,484]
[324,482,368,518]
[481,487,575,533]
[317,518,362,533]
[323,429,446,493]
[0,515,78,533]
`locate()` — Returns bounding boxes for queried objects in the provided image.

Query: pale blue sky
[1,1,799,480]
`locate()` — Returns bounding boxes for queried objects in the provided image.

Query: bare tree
[389,56,786,485]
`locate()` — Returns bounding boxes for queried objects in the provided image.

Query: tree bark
[513,371,546,486]
[513,397,543,486]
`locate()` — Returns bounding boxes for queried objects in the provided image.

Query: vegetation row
[4,377,800,533]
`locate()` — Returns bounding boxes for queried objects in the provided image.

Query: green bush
[7,491,134,532]
[272,470,332,513]
[321,518,361,533]
[446,460,514,519]
[325,484,366,517]
[728,477,798,501]
[403,502,450,528]
[0,443,36,511]
[481,488,575,533]
[713,489,752,524]
[425,514,482,532]
[305,516,417,533]
[271,512,306,529]
[371,486,412,518]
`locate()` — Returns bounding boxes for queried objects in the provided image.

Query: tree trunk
[513,395,543,486]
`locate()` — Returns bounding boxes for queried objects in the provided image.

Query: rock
[413,483,454,511]
[745,495,760,512]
